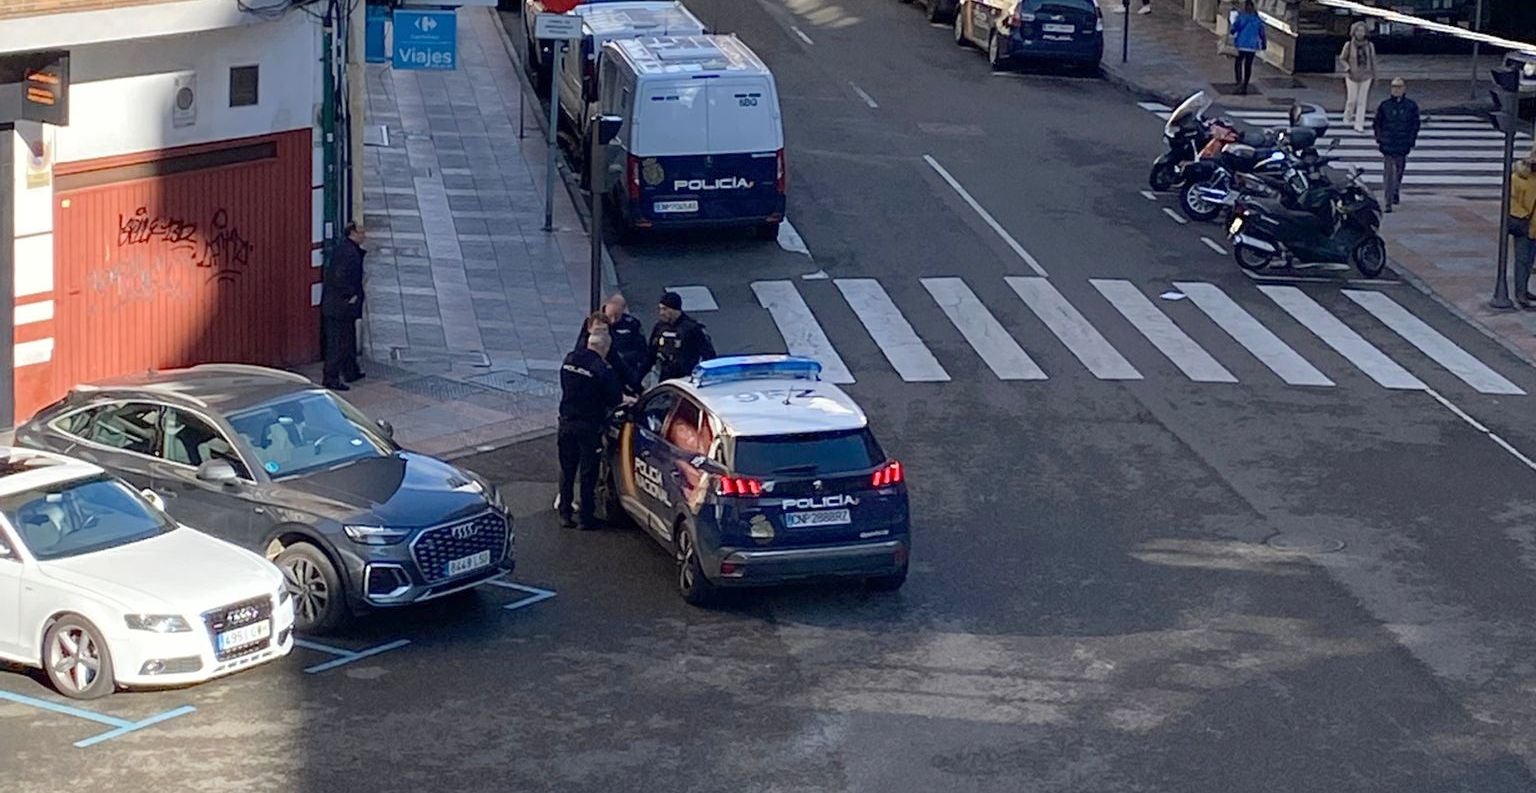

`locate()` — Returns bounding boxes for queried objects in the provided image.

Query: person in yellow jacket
[1510,155,1536,308]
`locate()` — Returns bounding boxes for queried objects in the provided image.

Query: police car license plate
[446,550,492,577]
[784,509,851,528]
[1042,23,1074,33]
[654,200,698,214]
[217,620,271,652]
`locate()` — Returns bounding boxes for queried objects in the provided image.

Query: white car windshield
[226,391,391,479]
[1,476,173,561]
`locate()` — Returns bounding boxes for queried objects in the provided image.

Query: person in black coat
[321,223,367,390]
[574,293,648,392]
[557,333,624,529]
[644,291,716,382]
[1373,78,1421,212]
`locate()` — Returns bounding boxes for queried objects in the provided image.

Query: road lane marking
[849,82,879,108]
[1161,207,1189,225]
[1174,281,1334,386]
[836,279,950,382]
[1343,290,1524,395]
[663,285,718,311]
[1007,277,1142,380]
[1139,190,1157,201]
[1091,279,1237,383]
[751,280,854,384]
[791,25,814,45]
[1427,388,1536,474]
[777,218,811,257]
[921,277,1047,380]
[922,154,1048,277]
[1259,286,1425,390]
[1200,236,1227,255]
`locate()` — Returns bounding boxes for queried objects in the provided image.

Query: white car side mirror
[141,488,167,512]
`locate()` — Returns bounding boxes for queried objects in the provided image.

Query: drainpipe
[0,127,14,432]
[347,0,365,227]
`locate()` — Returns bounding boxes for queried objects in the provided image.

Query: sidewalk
[319,7,594,459]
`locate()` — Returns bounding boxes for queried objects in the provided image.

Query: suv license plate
[654,200,698,214]
[446,550,492,577]
[784,509,851,528]
[217,620,271,652]
[1042,23,1074,33]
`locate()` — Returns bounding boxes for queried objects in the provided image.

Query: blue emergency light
[690,355,823,387]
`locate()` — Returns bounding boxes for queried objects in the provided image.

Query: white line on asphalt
[1258,285,1425,390]
[777,218,811,257]
[1091,279,1237,383]
[791,25,814,45]
[921,277,1047,381]
[1161,207,1189,225]
[1426,388,1536,474]
[664,285,718,311]
[836,279,951,382]
[1174,281,1335,386]
[922,154,1048,277]
[751,280,854,384]
[1343,289,1525,395]
[1139,190,1158,201]
[1008,277,1143,380]
[1240,270,1404,287]
[1200,236,1227,255]
[1138,101,1171,112]
[849,82,879,109]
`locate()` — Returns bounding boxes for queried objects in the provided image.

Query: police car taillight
[775,148,786,195]
[626,155,641,201]
[717,475,763,497]
[871,460,903,488]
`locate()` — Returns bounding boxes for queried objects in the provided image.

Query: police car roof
[610,34,769,77]
[581,2,702,36]
[677,377,868,439]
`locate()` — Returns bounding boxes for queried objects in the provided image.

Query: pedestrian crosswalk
[1138,101,1531,197]
[699,276,1530,396]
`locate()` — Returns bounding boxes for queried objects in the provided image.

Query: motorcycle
[1149,91,1217,192]
[1227,168,1387,279]
[1179,132,1339,223]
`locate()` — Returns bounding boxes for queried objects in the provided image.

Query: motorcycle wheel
[1233,242,1274,272]
[1350,235,1388,278]
[1179,181,1224,223]
[1148,158,1179,192]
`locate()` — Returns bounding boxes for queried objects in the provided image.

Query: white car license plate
[1042,23,1074,33]
[1229,217,1243,234]
[654,200,698,214]
[784,509,851,528]
[446,550,492,577]
[217,620,271,652]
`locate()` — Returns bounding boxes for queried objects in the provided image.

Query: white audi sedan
[0,448,294,699]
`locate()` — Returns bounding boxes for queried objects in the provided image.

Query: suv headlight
[124,614,193,633]
[343,525,411,545]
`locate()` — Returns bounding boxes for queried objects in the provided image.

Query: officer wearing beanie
[645,291,716,382]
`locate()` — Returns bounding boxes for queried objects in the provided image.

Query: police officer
[557,332,624,529]
[645,291,716,382]
[575,294,647,392]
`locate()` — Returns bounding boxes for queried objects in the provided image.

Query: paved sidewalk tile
[346,7,593,458]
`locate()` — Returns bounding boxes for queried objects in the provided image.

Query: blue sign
[366,4,389,64]
[392,8,457,71]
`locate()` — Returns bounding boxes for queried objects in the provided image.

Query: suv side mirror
[377,419,395,440]
[0,535,17,561]
[196,458,239,484]
[689,455,727,476]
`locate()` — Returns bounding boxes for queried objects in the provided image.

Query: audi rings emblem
[226,606,260,624]
[451,524,480,540]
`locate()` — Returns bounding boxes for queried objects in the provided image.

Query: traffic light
[1490,66,1521,135]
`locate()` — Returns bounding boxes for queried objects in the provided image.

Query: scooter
[1149,91,1218,192]
[1180,133,1339,223]
[1227,169,1386,278]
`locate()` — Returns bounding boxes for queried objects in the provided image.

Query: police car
[596,356,910,604]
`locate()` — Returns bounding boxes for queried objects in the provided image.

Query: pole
[589,121,603,313]
[1470,0,1484,100]
[1492,125,1517,310]
[543,41,562,232]
[347,0,366,227]
[1121,0,1129,65]
[322,6,339,249]
[0,127,15,432]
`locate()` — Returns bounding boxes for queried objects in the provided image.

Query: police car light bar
[691,355,823,387]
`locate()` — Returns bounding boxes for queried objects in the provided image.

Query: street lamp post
[1490,67,1521,310]
[1121,0,1130,65]
[588,115,623,313]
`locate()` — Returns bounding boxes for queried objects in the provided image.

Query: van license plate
[784,509,851,528]
[1042,23,1074,33]
[654,200,698,214]
[217,620,271,652]
[446,550,492,577]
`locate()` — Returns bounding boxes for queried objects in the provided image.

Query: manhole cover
[1266,533,1345,554]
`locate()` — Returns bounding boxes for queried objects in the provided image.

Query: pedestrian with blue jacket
[1229,1,1266,96]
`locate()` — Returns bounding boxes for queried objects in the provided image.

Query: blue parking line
[299,639,412,674]
[74,706,197,749]
[480,579,558,611]
[291,638,356,657]
[0,689,195,749]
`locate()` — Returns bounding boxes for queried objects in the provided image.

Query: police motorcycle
[1176,103,1332,223]
[1227,166,1386,278]
[1149,91,1220,192]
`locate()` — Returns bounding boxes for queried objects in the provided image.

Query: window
[0,475,173,561]
[227,391,390,478]
[87,403,162,456]
[732,429,885,477]
[665,399,703,452]
[161,409,250,479]
[229,65,259,107]
[52,409,95,438]
[637,390,678,434]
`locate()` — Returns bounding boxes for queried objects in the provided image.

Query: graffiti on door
[116,206,256,285]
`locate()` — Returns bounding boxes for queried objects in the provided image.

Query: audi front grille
[202,595,275,663]
[410,512,508,583]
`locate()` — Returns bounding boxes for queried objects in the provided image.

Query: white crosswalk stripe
[835,279,950,383]
[1258,285,1425,390]
[921,277,1047,380]
[1091,279,1238,383]
[1174,281,1335,386]
[1007,277,1143,380]
[1344,289,1526,395]
[751,280,855,384]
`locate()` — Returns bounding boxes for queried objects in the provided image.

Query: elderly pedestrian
[1372,78,1420,212]
[321,223,367,391]
[1508,153,1536,308]
[1339,21,1377,133]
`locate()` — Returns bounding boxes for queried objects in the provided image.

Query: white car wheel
[44,615,115,700]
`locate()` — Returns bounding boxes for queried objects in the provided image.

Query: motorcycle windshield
[1165,91,1212,136]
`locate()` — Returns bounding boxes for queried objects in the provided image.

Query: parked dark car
[14,364,514,634]
[953,0,1104,73]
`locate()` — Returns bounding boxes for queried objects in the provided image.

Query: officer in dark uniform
[321,223,367,391]
[645,291,716,382]
[574,294,647,392]
[557,332,624,529]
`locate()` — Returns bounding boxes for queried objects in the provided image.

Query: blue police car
[597,356,910,605]
[953,0,1105,72]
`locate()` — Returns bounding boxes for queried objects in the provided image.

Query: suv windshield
[733,429,885,476]
[1,475,173,561]
[227,391,391,479]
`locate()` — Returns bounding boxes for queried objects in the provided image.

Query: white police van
[594,35,787,240]
[558,2,707,155]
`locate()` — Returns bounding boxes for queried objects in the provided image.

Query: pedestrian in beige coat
[1339,21,1377,133]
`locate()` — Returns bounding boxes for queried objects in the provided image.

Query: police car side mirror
[689,455,727,476]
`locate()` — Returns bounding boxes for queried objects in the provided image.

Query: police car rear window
[733,429,884,476]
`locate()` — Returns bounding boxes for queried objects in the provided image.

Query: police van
[594,35,787,240]
[597,356,910,605]
[557,2,707,156]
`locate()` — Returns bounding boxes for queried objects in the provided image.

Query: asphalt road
[6,2,1536,791]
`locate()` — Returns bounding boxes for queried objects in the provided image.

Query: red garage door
[27,130,317,418]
